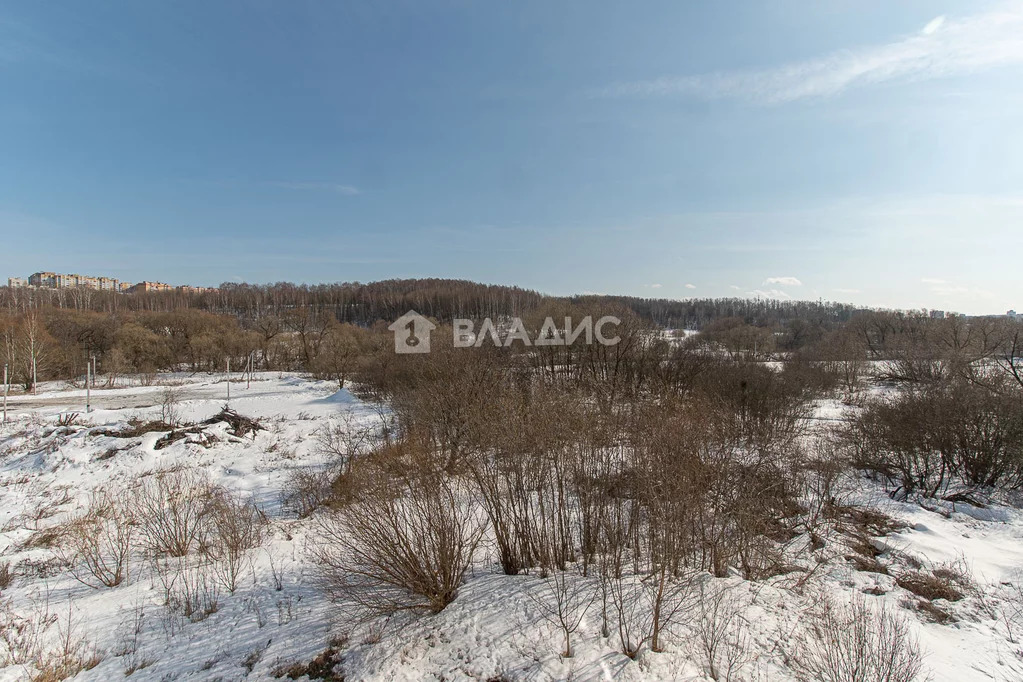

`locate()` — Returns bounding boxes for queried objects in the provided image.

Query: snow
[1,374,1021,681]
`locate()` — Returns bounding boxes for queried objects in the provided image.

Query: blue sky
[2,1,1022,314]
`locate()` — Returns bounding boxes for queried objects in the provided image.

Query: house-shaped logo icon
[388,310,436,354]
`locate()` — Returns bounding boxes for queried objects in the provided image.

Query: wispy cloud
[922,15,947,36]
[747,288,792,300]
[649,283,663,289]
[923,278,996,300]
[685,283,697,289]
[266,181,362,195]
[596,7,1023,103]
[764,276,803,286]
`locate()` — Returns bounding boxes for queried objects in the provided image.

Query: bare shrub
[33,604,102,682]
[1000,569,1023,643]
[469,385,584,576]
[316,409,379,474]
[56,413,79,428]
[282,468,337,518]
[112,600,146,658]
[690,582,755,682]
[846,382,1023,496]
[204,492,268,593]
[53,490,135,588]
[526,567,595,658]
[273,635,347,681]
[0,597,47,666]
[644,563,698,653]
[0,597,100,680]
[134,469,218,557]
[314,444,485,618]
[0,562,11,591]
[159,387,182,427]
[266,548,286,591]
[597,498,651,659]
[157,559,220,623]
[790,593,927,682]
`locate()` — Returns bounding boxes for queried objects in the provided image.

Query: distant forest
[0,278,860,329]
[1,277,1020,398]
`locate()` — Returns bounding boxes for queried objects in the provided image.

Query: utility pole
[91,356,97,388]
[226,358,230,405]
[85,361,91,413]
[246,352,252,389]
[3,363,8,424]
[32,356,37,395]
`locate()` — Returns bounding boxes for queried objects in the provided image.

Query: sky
[1,1,1022,315]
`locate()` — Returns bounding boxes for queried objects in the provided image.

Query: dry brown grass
[896,571,964,602]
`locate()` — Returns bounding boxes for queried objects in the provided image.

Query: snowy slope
[0,375,1021,681]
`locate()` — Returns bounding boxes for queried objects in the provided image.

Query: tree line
[1,278,859,328]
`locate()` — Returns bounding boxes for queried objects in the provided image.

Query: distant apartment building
[1010,310,1020,320]
[9,271,213,294]
[27,271,121,291]
[127,281,173,294]
[929,309,945,319]
[178,285,217,294]
[9,271,219,295]
[28,271,57,287]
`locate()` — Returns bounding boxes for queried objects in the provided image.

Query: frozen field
[0,374,1022,681]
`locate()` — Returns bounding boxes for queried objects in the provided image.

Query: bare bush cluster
[314,441,485,618]
[135,469,218,558]
[0,598,101,680]
[789,593,927,682]
[54,491,135,588]
[846,381,1023,497]
[303,320,833,658]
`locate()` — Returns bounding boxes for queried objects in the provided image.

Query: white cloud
[764,276,803,286]
[267,181,361,195]
[921,277,947,284]
[685,283,696,289]
[649,283,663,289]
[596,7,1023,103]
[747,288,792,300]
[729,285,741,290]
[922,16,946,36]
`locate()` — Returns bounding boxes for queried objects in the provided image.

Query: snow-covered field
[1,374,1022,681]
